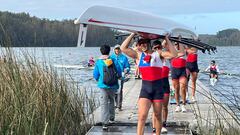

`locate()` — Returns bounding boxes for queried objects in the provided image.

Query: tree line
[0,11,117,47]
[199,29,240,46]
[0,11,239,47]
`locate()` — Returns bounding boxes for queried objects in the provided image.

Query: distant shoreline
[1,11,239,47]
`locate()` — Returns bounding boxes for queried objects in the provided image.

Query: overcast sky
[1,0,240,34]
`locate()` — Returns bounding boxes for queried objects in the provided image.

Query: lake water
[1,46,240,112]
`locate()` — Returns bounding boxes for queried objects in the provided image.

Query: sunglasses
[153,45,161,49]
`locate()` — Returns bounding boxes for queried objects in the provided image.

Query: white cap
[114,44,121,49]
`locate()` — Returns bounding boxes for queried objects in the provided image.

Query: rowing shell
[74,5,197,47]
[53,64,94,70]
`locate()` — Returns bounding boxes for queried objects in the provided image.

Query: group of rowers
[93,32,220,135]
[120,33,198,134]
[119,33,219,135]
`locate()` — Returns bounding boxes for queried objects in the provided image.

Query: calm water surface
[2,46,240,111]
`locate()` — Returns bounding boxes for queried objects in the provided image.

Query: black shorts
[139,79,164,102]
[210,70,217,74]
[171,67,187,79]
[162,77,170,95]
[209,70,218,79]
[186,61,199,73]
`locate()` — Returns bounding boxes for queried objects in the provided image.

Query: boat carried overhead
[74,5,216,53]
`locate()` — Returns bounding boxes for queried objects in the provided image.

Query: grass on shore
[189,81,240,135]
[0,48,96,135]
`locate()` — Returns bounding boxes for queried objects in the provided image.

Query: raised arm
[176,43,186,57]
[205,66,210,72]
[120,33,138,59]
[186,46,198,54]
[216,65,220,73]
[160,35,177,59]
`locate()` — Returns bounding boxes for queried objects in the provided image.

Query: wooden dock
[86,77,237,134]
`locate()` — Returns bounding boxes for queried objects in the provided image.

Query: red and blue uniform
[139,52,164,102]
[186,53,199,73]
[171,56,187,79]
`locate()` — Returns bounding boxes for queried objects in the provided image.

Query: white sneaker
[175,106,181,112]
[181,105,187,113]
[192,96,196,103]
[161,127,168,133]
[102,124,108,130]
[109,119,115,124]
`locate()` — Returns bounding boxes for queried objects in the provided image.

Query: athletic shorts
[209,71,218,79]
[210,70,218,75]
[162,77,170,95]
[171,67,187,79]
[139,79,164,102]
[186,61,199,73]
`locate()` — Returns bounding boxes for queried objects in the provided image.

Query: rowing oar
[170,37,217,52]
[200,70,240,77]
[157,35,216,53]
[114,34,216,53]
[168,38,207,53]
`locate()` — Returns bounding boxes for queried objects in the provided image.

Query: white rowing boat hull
[75,5,197,47]
[53,64,94,70]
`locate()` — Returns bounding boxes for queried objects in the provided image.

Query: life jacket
[210,65,217,72]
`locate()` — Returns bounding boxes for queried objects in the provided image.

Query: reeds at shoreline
[189,81,240,135]
[0,48,96,135]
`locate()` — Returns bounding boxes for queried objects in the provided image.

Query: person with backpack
[110,45,130,111]
[93,45,122,130]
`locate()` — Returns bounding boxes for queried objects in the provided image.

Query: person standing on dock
[186,46,199,102]
[110,45,130,111]
[151,40,171,134]
[121,33,177,135]
[93,45,122,130]
[171,40,188,113]
[133,42,142,79]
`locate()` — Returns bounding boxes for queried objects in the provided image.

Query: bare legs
[179,77,187,104]
[172,79,180,105]
[138,98,162,135]
[162,94,169,122]
[190,72,198,97]
[152,102,163,135]
[135,65,140,78]
[152,94,169,133]
[210,73,218,79]
[137,98,152,135]
[172,77,187,105]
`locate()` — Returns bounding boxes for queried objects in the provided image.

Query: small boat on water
[53,64,94,70]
